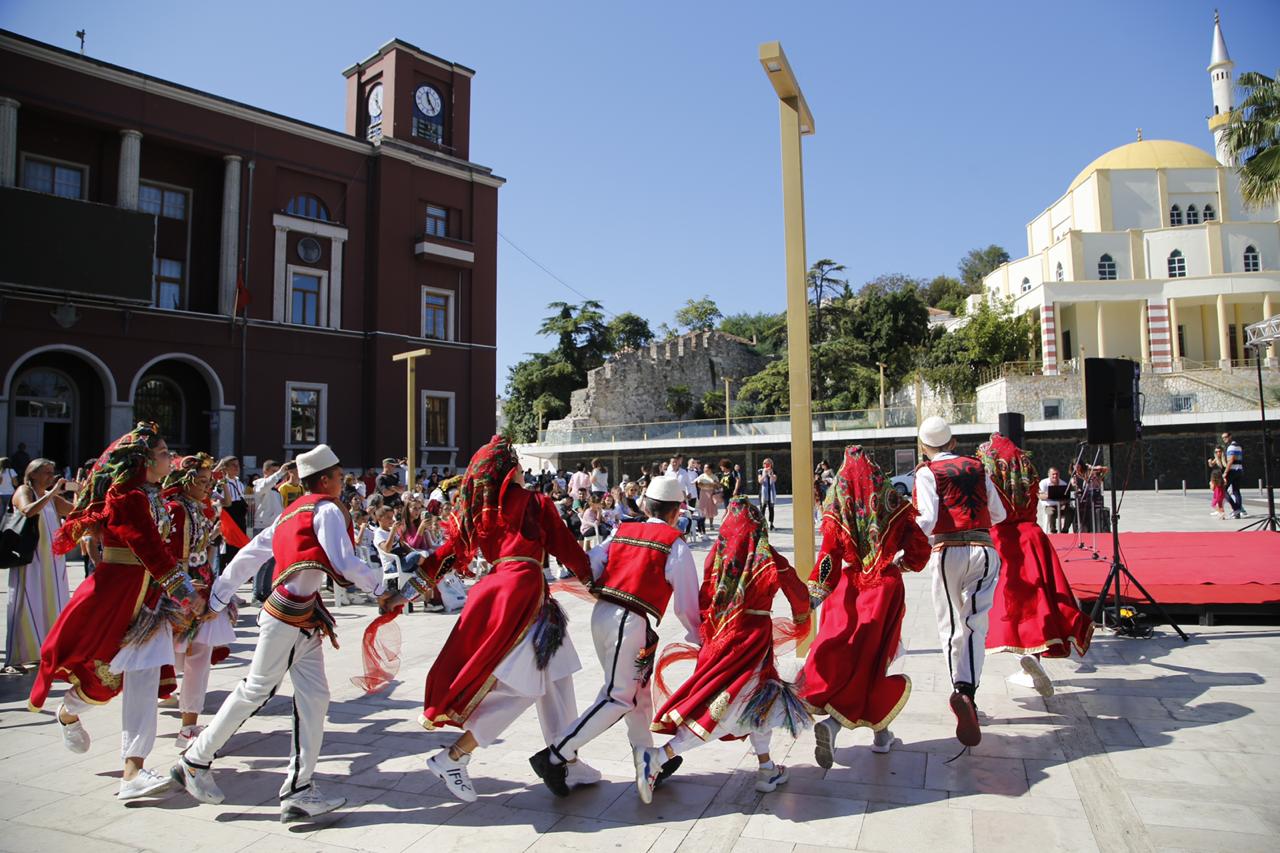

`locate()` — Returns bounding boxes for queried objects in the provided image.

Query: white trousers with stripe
[928,544,1001,689]
[183,611,328,800]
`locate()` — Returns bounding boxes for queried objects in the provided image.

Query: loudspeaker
[1085,357,1141,444]
[998,412,1025,448]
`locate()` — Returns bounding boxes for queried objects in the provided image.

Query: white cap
[918,416,953,448]
[644,476,686,503]
[296,444,340,479]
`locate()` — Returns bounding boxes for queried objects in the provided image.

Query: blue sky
[4,1,1278,388]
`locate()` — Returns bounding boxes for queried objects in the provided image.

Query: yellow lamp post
[392,348,431,494]
[877,361,887,427]
[759,41,816,652]
[723,376,732,434]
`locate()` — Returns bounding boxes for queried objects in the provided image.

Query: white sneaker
[158,695,179,708]
[566,759,602,786]
[633,746,663,804]
[426,749,477,803]
[813,717,839,769]
[871,728,896,754]
[1018,654,1055,697]
[57,706,90,754]
[118,767,172,800]
[175,725,204,750]
[170,759,225,804]
[755,763,790,793]
[424,601,445,613]
[280,784,346,823]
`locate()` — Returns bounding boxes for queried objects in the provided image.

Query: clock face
[367,84,383,118]
[415,85,442,117]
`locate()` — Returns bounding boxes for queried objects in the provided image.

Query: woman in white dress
[5,458,73,672]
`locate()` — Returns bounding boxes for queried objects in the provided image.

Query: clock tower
[343,39,473,160]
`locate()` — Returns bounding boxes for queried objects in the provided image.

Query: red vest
[923,456,992,534]
[596,521,683,623]
[270,493,356,590]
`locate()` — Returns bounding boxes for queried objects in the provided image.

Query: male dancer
[171,444,386,822]
[912,417,1006,746]
[529,475,701,796]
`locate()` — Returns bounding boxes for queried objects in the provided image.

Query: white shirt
[590,469,609,493]
[211,500,385,611]
[0,469,15,496]
[588,518,702,644]
[913,452,1007,537]
[222,476,245,503]
[252,468,288,530]
[1039,477,1067,507]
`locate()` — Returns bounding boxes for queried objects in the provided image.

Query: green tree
[923,297,1037,401]
[738,359,790,415]
[607,311,654,351]
[538,300,611,372]
[701,389,726,419]
[675,296,722,332]
[1221,69,1280,208]
[920,274,974,315]
[720,311,787,355]
[958,245,1010,290]
[665,385,694,418]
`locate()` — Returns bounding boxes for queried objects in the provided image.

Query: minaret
[1207,10,1235,166]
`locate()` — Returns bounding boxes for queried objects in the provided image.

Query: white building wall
[1050,196,1074,242]
[1071,177,1100,233]
[1109,170,1161,230]
[1046,239,1073,283]
[1079,233,1134,280]
[1222,223,1279,272]
[1103,301,1143,361]
[1145,229,1210,279]
[1005,255,1044,296]
[1029,211,1052,254]
[1224,171,1278,223]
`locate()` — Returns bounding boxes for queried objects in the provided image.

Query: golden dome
[1068,140,1220,192]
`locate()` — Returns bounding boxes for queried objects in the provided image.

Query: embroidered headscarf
[452,435,528,562]
[977,432,1037,515]
[162,452,216,494]
[53,421,164,554]
[706,497,769,630]
[823,445,905,568]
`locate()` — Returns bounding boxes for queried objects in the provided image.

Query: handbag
[0,506,39,569]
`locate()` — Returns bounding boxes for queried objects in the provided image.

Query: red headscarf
[822,445,910,572]
[54,421,163,554]
[977,432,1038,518]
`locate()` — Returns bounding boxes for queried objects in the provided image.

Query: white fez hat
[644,476,687,503]
[296,444,340,479]
[918,416,953,448]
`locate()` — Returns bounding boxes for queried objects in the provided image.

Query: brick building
[0,30,502,472]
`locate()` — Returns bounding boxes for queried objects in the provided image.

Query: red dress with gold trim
[980,436,1093,658]
[799,447,931,731]
[30,487,187,709]
[410,460,591,732]
[653,499,810,741]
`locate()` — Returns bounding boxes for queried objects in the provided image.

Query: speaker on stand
[998,412,1025,448]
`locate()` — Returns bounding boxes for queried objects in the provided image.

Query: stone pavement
[1,493,1277,853]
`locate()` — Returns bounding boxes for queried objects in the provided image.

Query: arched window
[285,193,330,222]
[1243,245,1261,273]
[1020,277,1031,293]
[134,376,186,447]
[1203,203,1215,221]
[1167,249,1186,278]
[1055,262,1064,282]
[1098,254,1117,280]
[1186,204,1200,225]
[1169,205,1183,226]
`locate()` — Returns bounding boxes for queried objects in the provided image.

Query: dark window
[1020,277,1031,293]
[291,273,322,326]
[1167,250,1186,278]
[153,257,184,309]
[1063,329,1073,359]
[423,291,449,340]
[140,183,187,220]
[424,396,449,446]
[1186,205,1200,225]
[1229,324,1239,362]
[1243,245,1260,272]
[1176,324,1186,358]
[134,377,184,447]
[413,117,444,145]
[289,387,322,444]
[286,194,330,222]
[1098,254,1117,280]
[1203,203,1215,221]
[425,204,449,238]
[1055,262,1064,281]
[1169,205,1183,226]
[22,157,84,199]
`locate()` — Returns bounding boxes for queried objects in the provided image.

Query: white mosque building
[983,13,1279,375]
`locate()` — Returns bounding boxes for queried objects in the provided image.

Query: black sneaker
[949,689,981,747]
[529,747,570,797]
[655,755,682,787]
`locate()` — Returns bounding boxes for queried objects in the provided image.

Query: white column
[218,155,242,316]
[1095,301,1107,358]
[116,129,142,210]
[1216,293,1231,369]
[272,224,288,322]
[329,236,345,329]
[1168,297,1181,368]
[0,97,19,188]
[1264,293,1277,367]
[1139,301,1150,365]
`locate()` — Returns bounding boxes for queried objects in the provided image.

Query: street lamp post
[724,376,732,434]
[392,348,431,494]
[877,361,887,427]
[759,41,816,652]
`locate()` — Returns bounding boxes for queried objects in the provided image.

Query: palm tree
[1221,70,1280,208]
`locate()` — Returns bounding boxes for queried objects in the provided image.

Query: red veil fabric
[979,434,1093,658]
[798,446,931,731]
[351,608,403,695]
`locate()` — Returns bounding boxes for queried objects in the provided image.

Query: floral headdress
[823,445,906,568]
[706,497,769,629]
[452,435,527,562]
[162,452,216,494]
[977,432,1037,513]
[54,421,163,554]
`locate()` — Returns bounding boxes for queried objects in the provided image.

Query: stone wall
[545,331,768,440]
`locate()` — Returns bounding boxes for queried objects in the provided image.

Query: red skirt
[653,613,773,741]
[420,558,543,730]
[29,561,175,710]
[987,521,1093,658]
[799,571,909,731]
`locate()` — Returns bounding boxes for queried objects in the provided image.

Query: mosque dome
[1067,139,1220,192]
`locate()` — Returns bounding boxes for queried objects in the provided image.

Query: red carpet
[1050,532,1280,607]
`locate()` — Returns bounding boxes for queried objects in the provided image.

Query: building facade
[0,31,502,472]
[982,14,1280,382]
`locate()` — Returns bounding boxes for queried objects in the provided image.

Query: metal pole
[724,376,731,434]
[407,357,416,495]
[878,361,886,427]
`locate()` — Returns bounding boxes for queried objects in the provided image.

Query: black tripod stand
[1239,346,1278,532]
[1089,442,1190,641]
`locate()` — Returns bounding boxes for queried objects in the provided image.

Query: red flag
[220,511,250,549]
[234,269,251,314]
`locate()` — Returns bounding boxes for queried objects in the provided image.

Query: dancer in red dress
[799,446,931,768]
[978,433,1093,697]
[637,497,810,802]
[381,435,595,803]
[30,421,200,800]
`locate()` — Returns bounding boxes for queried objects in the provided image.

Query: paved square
[1,492,1276,852]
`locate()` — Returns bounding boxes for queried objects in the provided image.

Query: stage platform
[1051,531,1280,625]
